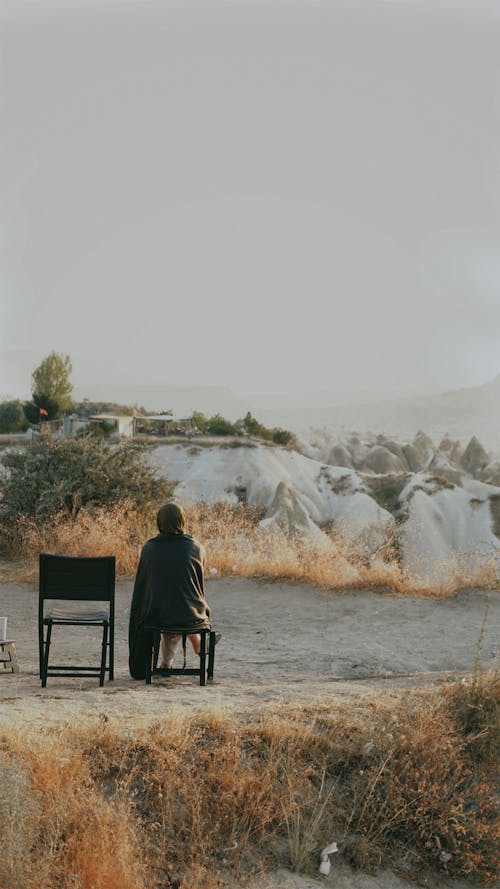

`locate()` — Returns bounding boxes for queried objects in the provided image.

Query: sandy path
[0,577,498,727]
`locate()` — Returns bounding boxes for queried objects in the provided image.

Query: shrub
[272,428,294,445]
[242,411,267,437]
[242,411,294,445]
[0,435,171,552]
[188,410,209,433]
[0,400,26,433]
[205,413,241,436]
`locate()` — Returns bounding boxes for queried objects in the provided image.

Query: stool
[0,641,19,673]
[144,627,216,686]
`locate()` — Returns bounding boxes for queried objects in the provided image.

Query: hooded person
[128,501,211,679]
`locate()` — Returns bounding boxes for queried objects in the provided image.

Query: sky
[1,0,499,404]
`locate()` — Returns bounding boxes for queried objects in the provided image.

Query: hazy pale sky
[1,0,499,401]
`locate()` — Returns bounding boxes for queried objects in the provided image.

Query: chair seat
[144,625,211,634]
[45,608,109,623]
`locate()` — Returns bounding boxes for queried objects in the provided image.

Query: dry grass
[1,500,497,596]
[1,683,498,888]
[2,500,153,580]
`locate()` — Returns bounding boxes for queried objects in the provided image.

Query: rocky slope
[150,431,500,586]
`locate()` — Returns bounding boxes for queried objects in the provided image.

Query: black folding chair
[144,626,216,686]
[38,554,115,687]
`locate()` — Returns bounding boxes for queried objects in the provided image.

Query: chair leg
[146,631,159,685]
[99,623,108,687]
[38,621,44,679]
[109,622,114,681]
[41,621,52,688]
[207,631,216,681]
[199,631,207,686]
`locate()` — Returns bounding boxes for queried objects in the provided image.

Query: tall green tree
[30,351,73,414]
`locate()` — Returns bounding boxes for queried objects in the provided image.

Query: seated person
[128,501,212,678]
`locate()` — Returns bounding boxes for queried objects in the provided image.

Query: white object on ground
[318,840,338,875]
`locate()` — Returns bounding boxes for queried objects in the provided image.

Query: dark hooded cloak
[128,533,210,679]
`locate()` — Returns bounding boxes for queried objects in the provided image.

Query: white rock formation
[259,481,331,545]
[399,473,500,585]
[460,435,489,478]
[425,453,463,486]
[361,445,407,475]
[149,435,500,587]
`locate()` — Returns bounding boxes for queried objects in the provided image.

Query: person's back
[136,532,209,630]
[128,501,210,678]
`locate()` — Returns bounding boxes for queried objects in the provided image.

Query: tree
[0,400,26,433]
[189,411,209,433]
[31,351,73,413]
[242,411,267,437]
[23,393,59,424]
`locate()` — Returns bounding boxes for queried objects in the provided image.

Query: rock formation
[460,436,489,477]
[361,445,407,475]
[328,444,354,468]
[426,453,462,486]
[260,481,331,544]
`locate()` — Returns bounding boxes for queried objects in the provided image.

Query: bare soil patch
[1,577,497,727]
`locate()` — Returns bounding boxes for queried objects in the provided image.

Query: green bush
[241,411,266,436]
[188,411,209,433]
[0,435,171,528]
[0,400,26,433]
[272,428,294,445]
[205,414,242,436]
[242,412,294,445]
[186,410,294,445]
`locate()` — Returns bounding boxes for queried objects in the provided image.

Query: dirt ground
[1,576,498,724]
[1,577,497,889]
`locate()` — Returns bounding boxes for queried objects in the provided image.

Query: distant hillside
[257,374,500,450]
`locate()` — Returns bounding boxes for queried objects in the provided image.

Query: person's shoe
[159,661,173,670]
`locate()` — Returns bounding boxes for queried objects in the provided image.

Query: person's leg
[160,633,181,668]
[188,632,221,655]
[188,633,200,655]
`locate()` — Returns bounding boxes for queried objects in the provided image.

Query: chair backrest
[39,554,115,608]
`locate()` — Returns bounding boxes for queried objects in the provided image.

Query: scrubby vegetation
[3,497,496,595]
[188,410,295,445]
[0,677,498,888]
[0,399,27,434]
[0,435,170,560]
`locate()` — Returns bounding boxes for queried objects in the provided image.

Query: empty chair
[39,553,115,687]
